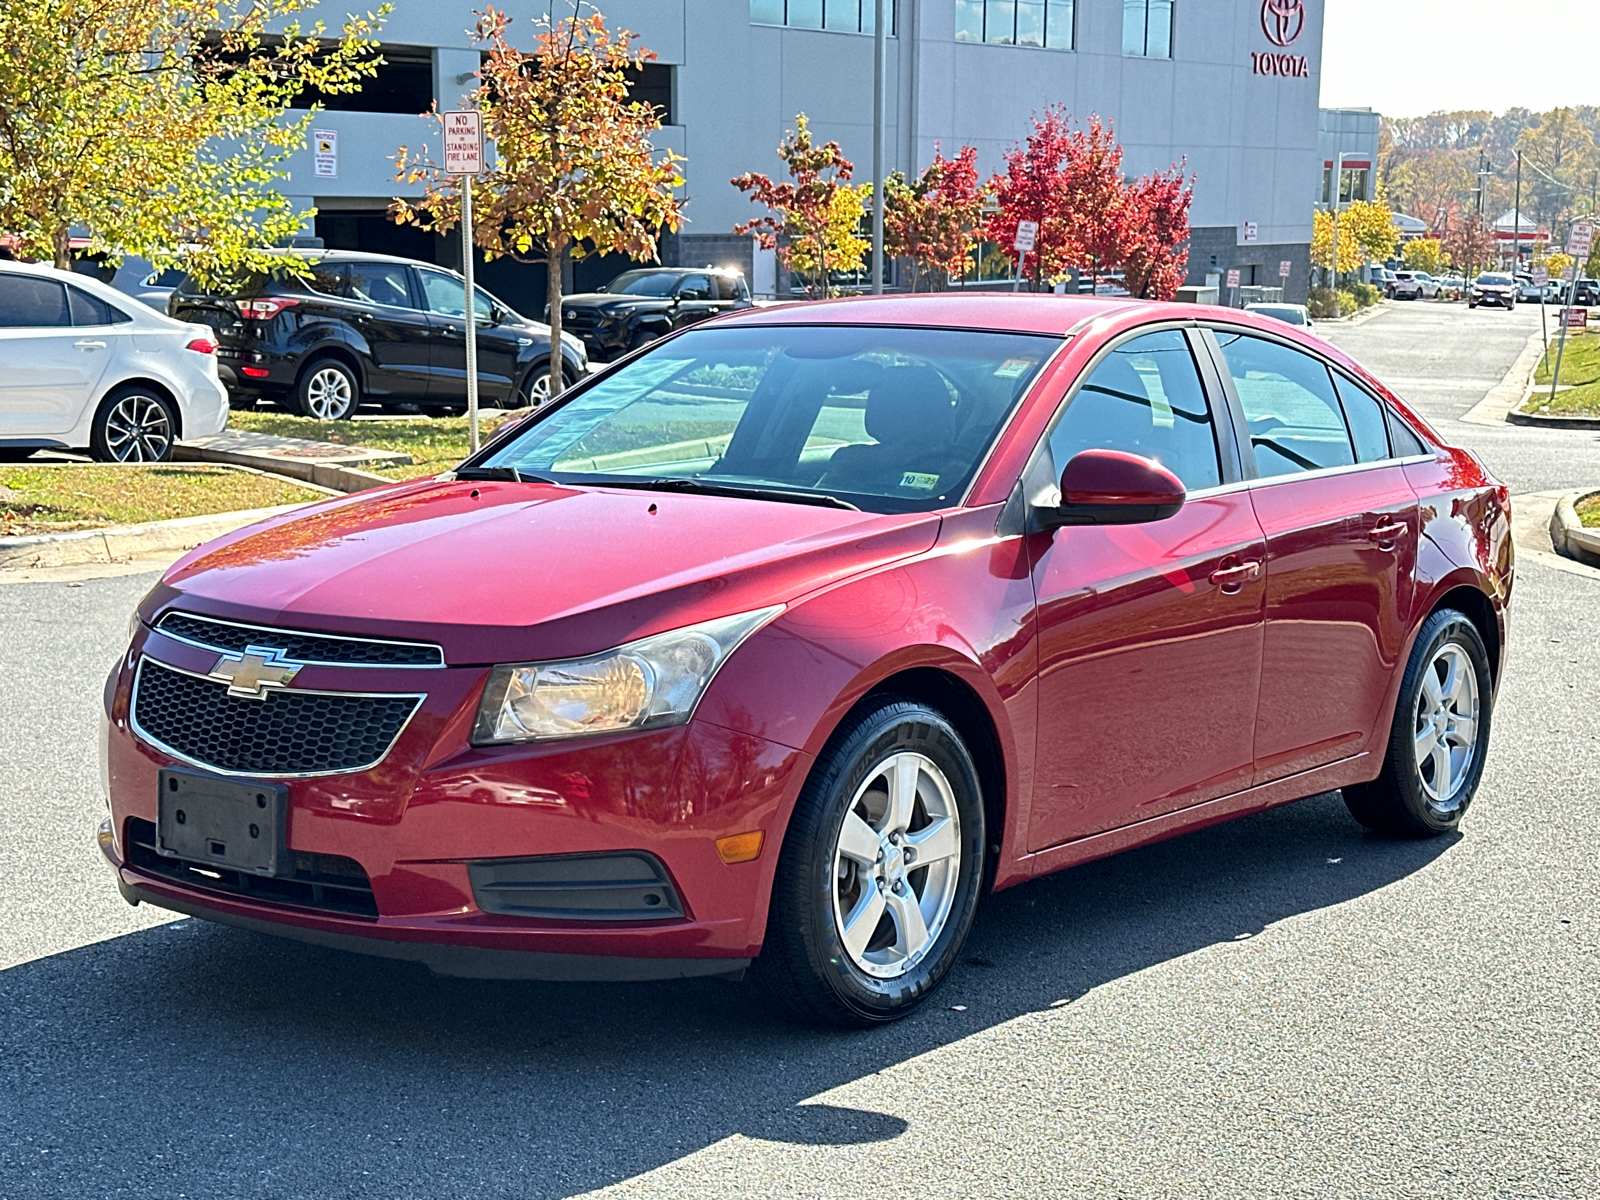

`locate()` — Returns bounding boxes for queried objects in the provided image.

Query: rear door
[415,267,520,403]
[1026,326,1267,851]
[0,273,112,436]
[342,260,431,399]
[1206,327,1420,784]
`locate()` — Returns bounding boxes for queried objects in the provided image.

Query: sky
[1320,0,1599,117]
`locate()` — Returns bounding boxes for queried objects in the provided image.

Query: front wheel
[1343,608,1493,837]
[754,697,987,1027]
[520,363,575,409]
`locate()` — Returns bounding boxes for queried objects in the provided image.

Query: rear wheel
[90,387,177,462]
[1343,608,1493,837]
[297,358,359,420]
[520,363,575,409]
[755,697,986,1027]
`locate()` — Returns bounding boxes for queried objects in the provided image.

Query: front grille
[125,818,378,918]
[132,659,421,776]
[562,308,604,333]
[156,612,444,667]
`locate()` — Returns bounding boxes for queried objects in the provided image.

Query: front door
[415,268,521,403]
[1207,328,1419,783]
[670,273,718,330]
[0,274,112,435]
[341,260,431,399]
[1027,327,1267,852]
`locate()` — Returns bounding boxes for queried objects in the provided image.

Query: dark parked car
[103,294,1511,1027]
[1566,278,1600,306]
[556,267,752,361]
[170,251,588,419]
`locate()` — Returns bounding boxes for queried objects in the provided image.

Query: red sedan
[100,295,1512,1026]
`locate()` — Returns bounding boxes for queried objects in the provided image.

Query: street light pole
[1329,152,1348,291]
[1512,151,1521,274]
[870,0,888,295]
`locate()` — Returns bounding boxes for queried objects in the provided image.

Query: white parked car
[0,260,228,462]
[1244,302,1314,328]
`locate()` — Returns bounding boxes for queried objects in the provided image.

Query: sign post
[1226,268,1241,307]
[1012,221,1038,293]
[1548,221,1594,406]
[443,111,485,452]
[1533,263,1549,347]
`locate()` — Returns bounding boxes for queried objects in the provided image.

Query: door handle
[1368,521,1407,544]
[73,339,107,351]
[1209,560,1261,591]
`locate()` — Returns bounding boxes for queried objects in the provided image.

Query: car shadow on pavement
[0,790,1455,1199]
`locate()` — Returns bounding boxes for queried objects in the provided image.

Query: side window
[0,276,70,328]
[714,275,745,301]
[677,274,713,301]
[347,262,416,309]
[67,286,132,326]
[1049,329,1222,491]
[299,263,348,297]
[417,269,490,319]
[1332,373,1391,463]
[1387,408,1427,456]
[1213,331,1354,478]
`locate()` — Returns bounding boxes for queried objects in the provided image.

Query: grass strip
[1525,331,1600,414]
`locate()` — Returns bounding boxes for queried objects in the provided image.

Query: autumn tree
[1311,209,1363,279]
[733,114,867,298]
[1517,108,1599,227]
[1401,237,1445,274]
[394,6,684,395]
[1120,165,1193,301]
[1441,216,1498,278]
[882,144,987,291]
[0,0,385,280]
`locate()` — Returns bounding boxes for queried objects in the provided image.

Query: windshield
[1478,274,1512,285]
[480,324,1059,513]
[603,271,683,297]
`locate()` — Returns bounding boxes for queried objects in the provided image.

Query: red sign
[1564,308,1589,329]
[1261,0,1305,47]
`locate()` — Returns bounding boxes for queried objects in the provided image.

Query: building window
[751,0,895,34]
[1321,166,1370,205]
[293,45,435,115]
[625,63,675,125]
[956,1,1074,48]
[1122,0,1173,58]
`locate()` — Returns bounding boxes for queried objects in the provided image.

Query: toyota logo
[1261,0,1304,47]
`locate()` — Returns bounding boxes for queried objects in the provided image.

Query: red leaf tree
[983,106,1079,289]
[1121,163,1193,300]
[882,144,987,291]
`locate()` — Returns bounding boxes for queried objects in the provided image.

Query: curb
[1460,327,1550,427]
[1507,410,1600,430]
[1548,491,1600,569]
[0,504,311,571]
[173,444,398,493]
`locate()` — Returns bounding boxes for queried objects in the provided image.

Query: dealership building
[277,0,1328,308]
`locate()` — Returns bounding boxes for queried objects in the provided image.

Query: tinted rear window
[67,286,132,326]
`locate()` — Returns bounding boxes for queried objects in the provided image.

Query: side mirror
[1038,449,1186,529]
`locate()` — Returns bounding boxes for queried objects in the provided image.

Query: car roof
[721,292,1170,336]
[0,257,174,324]
[612,265,746,277]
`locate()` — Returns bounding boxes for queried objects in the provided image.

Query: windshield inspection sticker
[994,358,1034,378]
[900,472,940,491]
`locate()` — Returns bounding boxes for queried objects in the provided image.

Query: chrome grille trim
[130,656,426,779]
[154,611,445,668]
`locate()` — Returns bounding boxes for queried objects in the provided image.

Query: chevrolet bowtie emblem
[211,645,302,700]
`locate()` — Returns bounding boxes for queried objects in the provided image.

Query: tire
[89,386,177,463]
[754,696,987,1027]
[296,357,359,420]
[630,328,662,353]
[1468,301,1477,309]
[520,363,575,409]
[227,392,257,412]
[1343,607,1493,838]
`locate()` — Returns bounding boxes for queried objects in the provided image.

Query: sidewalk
[175,429,411,492]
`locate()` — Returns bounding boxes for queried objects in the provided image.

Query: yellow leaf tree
[393,6,685,394]
[0,0,386,282]
[1311,209,1363,277]
[1401,238,1444,274]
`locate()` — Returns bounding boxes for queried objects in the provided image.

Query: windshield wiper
[451,466,555,484]
[601,476,860,511]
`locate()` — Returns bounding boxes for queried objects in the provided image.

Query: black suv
[556,267,752,361]
[170,251,588,418]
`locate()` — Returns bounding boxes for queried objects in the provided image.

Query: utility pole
[870,0,888,295]
[1512,151,1521,274]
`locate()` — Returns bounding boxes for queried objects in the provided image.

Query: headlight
[472,606,783,744]
[128,609,143,647]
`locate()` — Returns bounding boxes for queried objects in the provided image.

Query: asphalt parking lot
[2,301,1597,1199]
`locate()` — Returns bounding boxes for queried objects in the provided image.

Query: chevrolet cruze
[101,295,1511,1026]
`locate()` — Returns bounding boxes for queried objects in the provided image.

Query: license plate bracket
[156,769,288,878]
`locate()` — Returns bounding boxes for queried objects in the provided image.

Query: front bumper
[101,626,810,977]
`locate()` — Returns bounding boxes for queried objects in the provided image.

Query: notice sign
[443,110,484,175]
[1279,260,1292,278]
[1013,220,1039,253]
[1568,221,1594,258]
[312,129,337,178]
[1533,265,1549,286]
[1564,307,1589,329]
[1242,221,1259,243]
[1226,269,1241,288]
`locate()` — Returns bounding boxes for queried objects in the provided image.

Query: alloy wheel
[525,369,562,408]
[1412,641,1480,815]
[830,751,962,979]
[304,366,355,419]
[102,393,173,462]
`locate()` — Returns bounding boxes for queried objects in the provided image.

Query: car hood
[144,480,942,665]
[560,293,663,310]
